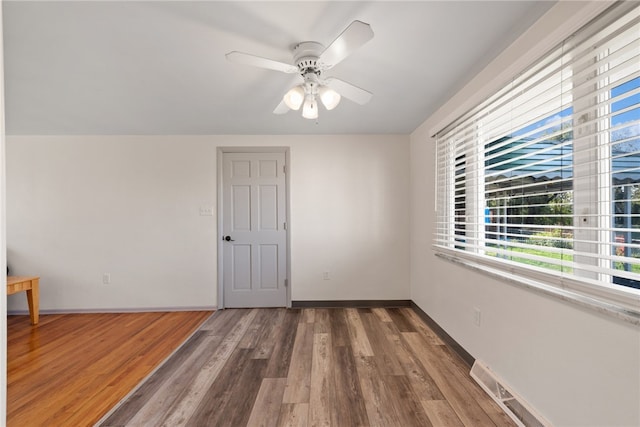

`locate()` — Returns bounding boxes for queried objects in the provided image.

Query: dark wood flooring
[99,308,515,427]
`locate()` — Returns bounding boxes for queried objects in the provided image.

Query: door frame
[216,147,291,309]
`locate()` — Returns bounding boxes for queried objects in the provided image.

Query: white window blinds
[435,2,640,310]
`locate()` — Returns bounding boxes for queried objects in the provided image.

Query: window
[435,3,640,313]
[484,107,574,273]
[611,77,640,289]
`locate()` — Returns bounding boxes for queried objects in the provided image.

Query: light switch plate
[199,207,214,216]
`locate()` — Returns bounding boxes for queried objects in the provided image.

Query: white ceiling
[3,1,554,135]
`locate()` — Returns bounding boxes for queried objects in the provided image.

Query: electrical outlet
[473,307,481,327]
[102,273,111,285]
[322,271,330,280]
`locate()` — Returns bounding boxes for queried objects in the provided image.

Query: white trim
[430,1,613,137]
[284,148,292,308]
[0,0,6,420]
[216,150,224,308]
[218,146,289,154]
[434,248,640,326]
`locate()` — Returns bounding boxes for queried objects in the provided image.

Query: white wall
[7,134,410,312]
[410,2,640,426]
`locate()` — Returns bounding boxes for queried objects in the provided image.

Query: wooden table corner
[7,275,40,325]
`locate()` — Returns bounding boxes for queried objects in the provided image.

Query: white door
[221,152,287,307]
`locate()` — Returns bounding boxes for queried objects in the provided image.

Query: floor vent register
[470,361,551,427]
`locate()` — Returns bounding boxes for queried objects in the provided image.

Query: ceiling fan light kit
[283,85,305,110]
[319,86,341,110]
[302,95,318,119]
[226,20,374,120]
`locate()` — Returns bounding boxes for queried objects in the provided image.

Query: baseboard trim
[410,301,475,368]
[291,299,411,308]
[7,306,216,316]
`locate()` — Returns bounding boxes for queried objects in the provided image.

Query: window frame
[433,2,640,323]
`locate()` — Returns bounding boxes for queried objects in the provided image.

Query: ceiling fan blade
[273,99,289,115]
[319,20,374,69]
[324,77,373,105]
[226,51,298,74]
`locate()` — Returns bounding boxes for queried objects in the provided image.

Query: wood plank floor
[100,308,516,427]
[7,311,212,427]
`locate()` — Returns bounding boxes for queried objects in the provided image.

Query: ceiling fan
[226,20,374,120]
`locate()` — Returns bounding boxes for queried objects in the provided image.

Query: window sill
[434,250,640,327]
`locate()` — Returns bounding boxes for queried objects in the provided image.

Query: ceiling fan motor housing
[293,41,326,75]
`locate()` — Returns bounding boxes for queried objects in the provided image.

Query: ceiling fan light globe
[302,96,318,120]
[283,86,305,110]
[319,87,341,110]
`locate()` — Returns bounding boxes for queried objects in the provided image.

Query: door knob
[224,235,235,242]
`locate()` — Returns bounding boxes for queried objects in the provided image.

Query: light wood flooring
[7,311,212,427]
[100,308,515,427]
